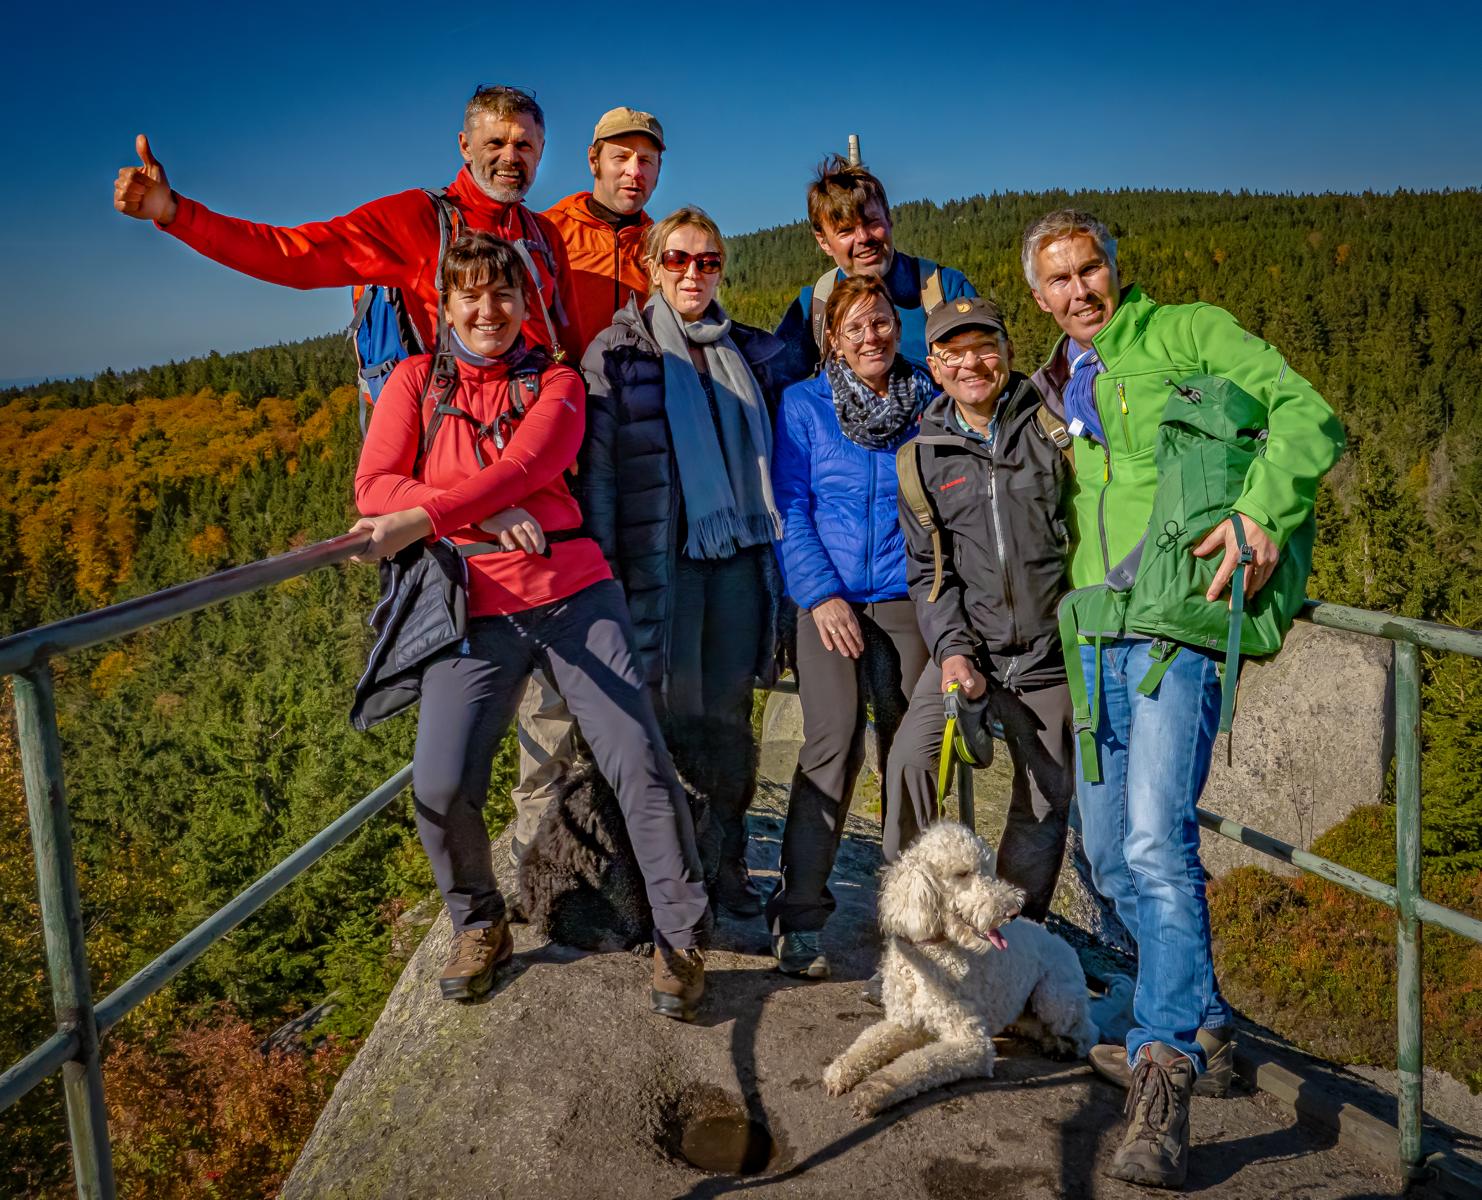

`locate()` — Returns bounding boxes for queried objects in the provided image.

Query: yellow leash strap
[937,682,960,801]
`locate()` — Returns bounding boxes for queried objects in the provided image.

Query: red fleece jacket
[164,167,579,357]
[354,353,610,616]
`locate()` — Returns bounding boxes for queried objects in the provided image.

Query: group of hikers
[114,84,1345,1188]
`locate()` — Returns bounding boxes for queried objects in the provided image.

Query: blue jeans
[1076,640,1234,1071]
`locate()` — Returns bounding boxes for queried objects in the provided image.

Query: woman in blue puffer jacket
[765,273,936,980]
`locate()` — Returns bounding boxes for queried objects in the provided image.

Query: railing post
[1394,641,1425,1178]
[12,664,116,1200]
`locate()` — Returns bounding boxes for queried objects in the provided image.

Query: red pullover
[163,167,579,357]
[354,353,610,616]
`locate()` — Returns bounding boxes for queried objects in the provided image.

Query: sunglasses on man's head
[660,249,724,275]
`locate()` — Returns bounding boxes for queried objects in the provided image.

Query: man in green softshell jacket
[1025,209,1345,1189]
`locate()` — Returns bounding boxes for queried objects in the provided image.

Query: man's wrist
[155,190,180,229]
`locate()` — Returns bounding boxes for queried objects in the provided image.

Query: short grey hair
[464,85,545,134]
[1021,210,1117,289]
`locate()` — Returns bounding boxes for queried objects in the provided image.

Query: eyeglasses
[837,316,897,345]
[660,249,724,275]
[933,341,1005,368]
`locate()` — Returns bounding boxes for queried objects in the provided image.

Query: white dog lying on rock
[824,822,1099,1117]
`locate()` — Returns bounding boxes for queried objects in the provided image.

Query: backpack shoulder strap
[916,257,945,313]
[895,440,945,603]
[412,352,461,478]
[808,268,840,353]
[423,189,461,353]
[1034,402,1075,469]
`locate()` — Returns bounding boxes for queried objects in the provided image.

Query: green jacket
[1031,286,1346,589]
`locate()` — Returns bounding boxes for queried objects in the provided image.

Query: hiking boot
[774,930,830,980]
[651,947,705,1022]
[438,921,513,1001]
[1090,1027,1234,1097]
[711,857,763,917]
[1105,1042,1194,1189]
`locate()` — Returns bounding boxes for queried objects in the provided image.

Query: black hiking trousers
[765,599,929,935]
[413,579,709,951]
[884,660,1074,923]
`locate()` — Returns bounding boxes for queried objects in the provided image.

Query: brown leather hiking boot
[1105,1042,1194,1188]
[438,922,513,1001]
[1090,1027,1234,1097]
[650,947,705,1022]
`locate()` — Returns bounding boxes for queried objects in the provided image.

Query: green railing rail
[0,536,1477,1196]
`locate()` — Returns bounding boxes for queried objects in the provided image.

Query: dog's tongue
[987,928,1008,951]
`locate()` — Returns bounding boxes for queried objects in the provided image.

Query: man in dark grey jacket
[885,298,1074,922]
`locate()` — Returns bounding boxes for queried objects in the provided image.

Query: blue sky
[3,0,1479,383]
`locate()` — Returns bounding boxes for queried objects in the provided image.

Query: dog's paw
[850,1079,893,1118]
[822,1060,852,1097]
[1040,1033,1087,1062]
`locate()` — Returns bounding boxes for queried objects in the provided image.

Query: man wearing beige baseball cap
[508,109,667,867]
[543,107,666,359]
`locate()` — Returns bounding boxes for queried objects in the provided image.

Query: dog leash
[937,682,964,805]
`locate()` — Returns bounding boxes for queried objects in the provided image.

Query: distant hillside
[0,332,357,410]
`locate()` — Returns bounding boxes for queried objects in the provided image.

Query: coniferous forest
[2,188,1480,1195]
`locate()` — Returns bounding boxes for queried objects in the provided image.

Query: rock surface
[1198,621,1393,877]
[285,783,1398,1199]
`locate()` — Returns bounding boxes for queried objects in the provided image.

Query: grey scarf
[647,294,783,558]
[825,353,931,449]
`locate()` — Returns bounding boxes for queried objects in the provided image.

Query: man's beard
[473,166,530,205]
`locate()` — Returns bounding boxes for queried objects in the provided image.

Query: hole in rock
[661,1085,779,1176]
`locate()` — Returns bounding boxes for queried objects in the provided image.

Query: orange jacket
[542,192,651,360]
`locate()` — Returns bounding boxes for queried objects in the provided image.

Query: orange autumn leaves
[0,387,354,608]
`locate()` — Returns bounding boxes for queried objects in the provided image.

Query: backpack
[896,404,1072,602]
[1055,374,1315,783]
[808,256,947,354]
[347,189,566,436]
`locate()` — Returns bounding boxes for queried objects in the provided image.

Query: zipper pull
[1118,381,1128,414]
[1103,449,1110,482]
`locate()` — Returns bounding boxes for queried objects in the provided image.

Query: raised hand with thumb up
[114,134,177,226]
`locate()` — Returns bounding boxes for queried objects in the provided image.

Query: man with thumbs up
[114,85,577,358]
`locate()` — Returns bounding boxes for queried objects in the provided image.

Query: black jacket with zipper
[898,372,1071,691]
[579,295,787,691]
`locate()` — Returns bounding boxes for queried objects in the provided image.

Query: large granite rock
[1198,621,1393,877]
[284,786,1392,1198]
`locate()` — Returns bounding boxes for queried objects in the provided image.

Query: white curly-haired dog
[824,821,1099,1117]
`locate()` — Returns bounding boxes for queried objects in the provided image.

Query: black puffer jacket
[579,296,787,689]
[899,372,1071,690]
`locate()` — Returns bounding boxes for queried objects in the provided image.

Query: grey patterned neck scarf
[825,354,930,449]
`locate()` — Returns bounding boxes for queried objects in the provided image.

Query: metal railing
[0,536,1478,1195]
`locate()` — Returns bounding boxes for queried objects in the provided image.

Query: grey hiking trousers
[884,660,1073,923]
[413,580,709,950]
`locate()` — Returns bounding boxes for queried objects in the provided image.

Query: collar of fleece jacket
[445,166,545,237]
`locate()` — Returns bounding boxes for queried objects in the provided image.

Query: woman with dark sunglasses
[580,206,787,919]
[764,272,936,982]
